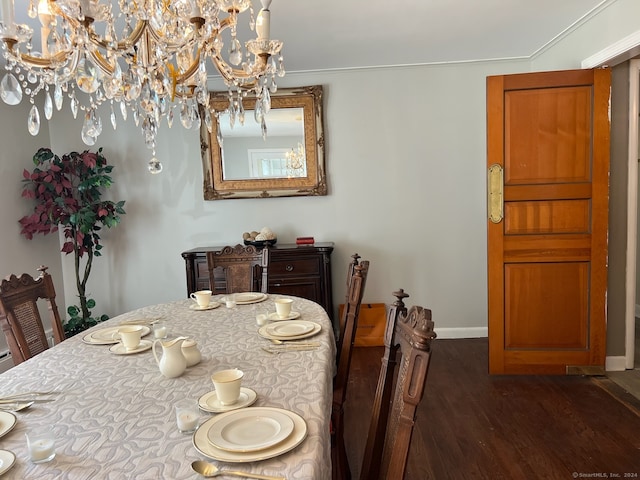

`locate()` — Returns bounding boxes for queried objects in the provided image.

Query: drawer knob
[285,264,294,272]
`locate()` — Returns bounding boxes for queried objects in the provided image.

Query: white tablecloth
[0,295,336,479]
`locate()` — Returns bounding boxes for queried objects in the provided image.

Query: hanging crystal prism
[167,107,174,128]
[229,38,242,65]
[148,157,163,174]
[133,108,140,126]
[54,83,63,110]
[110,103,117,129]
[261,117,267,140]
[0,74,23,105]
[261,86,271,114]
[81,129,96,145]
[120,100,128,121]
[70,93,78,118]
[254,100,263,124]
[27,104,40,136]
[44,92,53,120]
[180,102,192,129]
[76,56,102,94]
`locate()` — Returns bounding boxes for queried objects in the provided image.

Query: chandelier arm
[87,20,148,52]
[88,49,114,77]
[2,41,69,68]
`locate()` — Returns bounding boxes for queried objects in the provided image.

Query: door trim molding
[582,30,640,69]
[625,59,639,370]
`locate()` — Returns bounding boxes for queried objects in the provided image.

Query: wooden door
[487,68,610,375]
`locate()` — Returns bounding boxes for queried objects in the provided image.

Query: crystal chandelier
[0,0,284,174]
[285,141,304,176]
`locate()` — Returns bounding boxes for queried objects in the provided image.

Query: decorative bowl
[243,238,277,248]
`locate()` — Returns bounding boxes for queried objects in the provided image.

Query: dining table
[0,293,336,479]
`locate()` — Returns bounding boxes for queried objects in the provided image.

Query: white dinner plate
[267,311,301,321]
[189,302,221,311]
[0,449,16,476]
[82,325,151,345]
[207,408,295,453]
[265,321,315,338]
[109,339,153,355]
[0,411,16,440]
[258,322,321,341]
[193,407,307,463]
[198,388,257,413]
[229,292,267,304]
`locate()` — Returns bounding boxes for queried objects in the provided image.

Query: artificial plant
[19,147,126,336]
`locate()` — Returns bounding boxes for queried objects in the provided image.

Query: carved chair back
[0,266,65,365]
[206,244,269,294]
[331,256,369,480]
[359,289,436,480]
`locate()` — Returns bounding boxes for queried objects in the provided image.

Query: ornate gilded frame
[200,85,327,200]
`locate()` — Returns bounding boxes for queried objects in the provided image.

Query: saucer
[82,325,151,345]
[189,302,221,311]
[0,411,16,439]
[0,449,16,476]
[267,311,301,321]
[198,387,257,413]
[109,339,153,355]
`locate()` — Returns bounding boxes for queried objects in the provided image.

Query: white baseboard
[606,356,628,372]
[434,327,488,339]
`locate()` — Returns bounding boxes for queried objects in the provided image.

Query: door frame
[584,38,640,370]
[625,59,639,370]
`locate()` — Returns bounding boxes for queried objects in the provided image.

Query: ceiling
[11,0,609,73]
[269,0,608,72]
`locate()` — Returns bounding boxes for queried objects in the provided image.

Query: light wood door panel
[487,68,610,375]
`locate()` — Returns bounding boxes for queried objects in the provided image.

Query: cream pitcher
[152,336,187,378]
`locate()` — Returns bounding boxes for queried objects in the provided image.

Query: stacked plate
[258,321,321,341]
[193,407,307,462]
[230,292,267,305]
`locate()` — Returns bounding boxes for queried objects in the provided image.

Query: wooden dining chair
[357,289,436,480]
[206,244,269,294]
[331,256,370,480]
[0,265,65,365]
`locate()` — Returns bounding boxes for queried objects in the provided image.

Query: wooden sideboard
[181,243,334,316]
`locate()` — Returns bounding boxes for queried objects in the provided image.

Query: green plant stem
[72,227,93,320]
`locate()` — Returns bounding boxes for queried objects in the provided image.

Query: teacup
[116,326,143,351]
[190,290,212,308]
[211,369,244,405]
[274,298,293,319]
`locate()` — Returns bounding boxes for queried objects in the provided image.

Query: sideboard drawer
[269,257,320,277]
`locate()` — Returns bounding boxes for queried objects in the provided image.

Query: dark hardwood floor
[344,339,640,480]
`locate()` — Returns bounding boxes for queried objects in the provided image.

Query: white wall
[43,58,526,336]
[6,0,640,345]
[0,99,64,357]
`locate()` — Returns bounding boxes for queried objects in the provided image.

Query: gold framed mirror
[200,85,327,200]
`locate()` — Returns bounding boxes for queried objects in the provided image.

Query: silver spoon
[191,460,286,480]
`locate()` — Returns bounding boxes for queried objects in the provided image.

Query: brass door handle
[487,164,503,223]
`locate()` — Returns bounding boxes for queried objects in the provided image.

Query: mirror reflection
[220,107,307,180]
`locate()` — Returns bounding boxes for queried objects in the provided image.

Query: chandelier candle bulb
[0,0,14,28]
[256,0,271,40]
